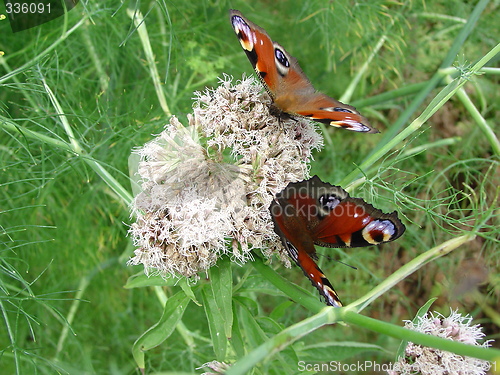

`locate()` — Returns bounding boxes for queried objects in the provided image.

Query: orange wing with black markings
[269,176,405,306]
[230,10,378,133]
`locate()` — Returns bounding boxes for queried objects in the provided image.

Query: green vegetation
[1,0,498,373]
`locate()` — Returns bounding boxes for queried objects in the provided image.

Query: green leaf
[395,297,437,360]
[124,272,178,289]
[233,295,259,316]
[202,286,229,361]
[256,316,285,335]
[231,302,246,358]
[209,256,233,338]
[250,252,324,313]
[301,341,385,362]
[270,300,294,321]
[235,298,269,349]
[238,274,285,297]
[132,291,190,369]
[179,278,201,306]
[235,300,298,373]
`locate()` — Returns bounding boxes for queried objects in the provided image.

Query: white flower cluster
[389,310,492,375]
[128,75,323,278]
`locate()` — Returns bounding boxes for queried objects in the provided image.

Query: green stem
[126,8,171,116]
[341,41,500,187]
[225,307,335,375]
[351,66,494,109]
[251,253,325,313]
[349,235,476,311]
[342,310,500,361]
[448,74,500,156]
[341,33,387,103]
[0,18,87,84]
[226,294,500,374]
[352,81,433,108]
[0,298,20,372]
[0,119,133,206]
[153,286,195,349]
[1,118,73,152]
[353,0,491,183]
[40,74,83,154]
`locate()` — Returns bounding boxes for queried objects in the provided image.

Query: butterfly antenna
[318,253,357,270]
[335,259,357,270]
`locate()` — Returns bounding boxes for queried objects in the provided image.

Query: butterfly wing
[291,93,377,133]
[269,176,405,307]
[312,198,405,247]
[230,9,281,99]
[269,195,343,307]
[293,176,405,247]
[229,10,378,133]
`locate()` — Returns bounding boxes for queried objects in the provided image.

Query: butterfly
[229,9,378,134]
[269,176,405,307]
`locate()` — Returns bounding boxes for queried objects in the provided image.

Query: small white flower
[128,75,323,277]
[197,360,230,374]
[389,309,492,375]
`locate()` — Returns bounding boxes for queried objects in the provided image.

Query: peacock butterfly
[229,9,378,134]
[269,176,405,307]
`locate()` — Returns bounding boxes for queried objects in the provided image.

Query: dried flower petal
[197,360,230,374]
[128,75,323,277]
[389,309,492,375]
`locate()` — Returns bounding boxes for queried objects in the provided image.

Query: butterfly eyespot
[274,47,290,77]
[274,48,289,67]
[320,194,341,210]
[320,107,355,113]
[332,107,354,113]
[317,194,341,217]
[286,242,299,260]
[362,220,396,244]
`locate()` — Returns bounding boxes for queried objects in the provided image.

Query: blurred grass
[1,0,499,373]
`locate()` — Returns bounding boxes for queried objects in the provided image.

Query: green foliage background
[0,0,499,374]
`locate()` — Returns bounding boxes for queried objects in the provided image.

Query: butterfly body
[269,176,405,307]
[230,10,378,133]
